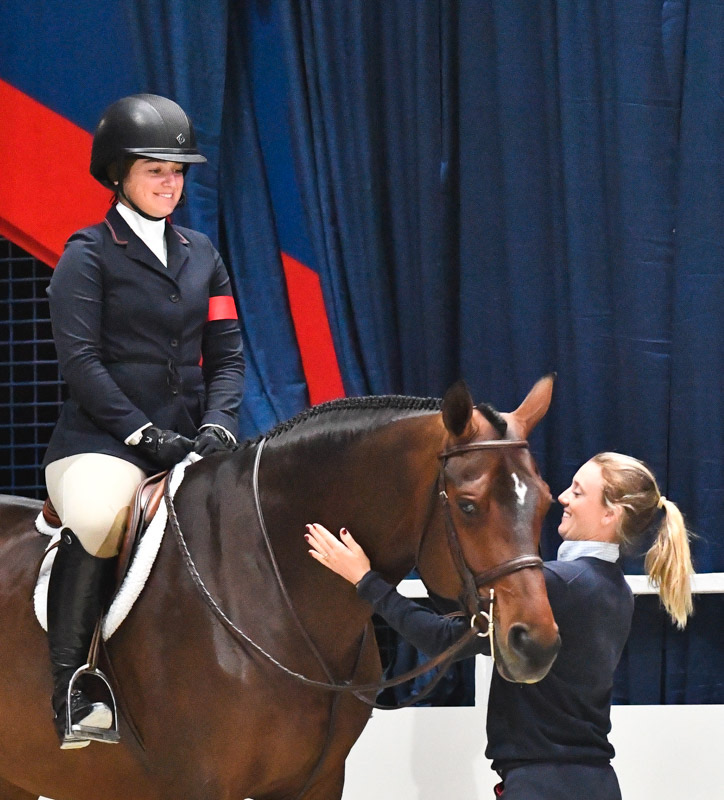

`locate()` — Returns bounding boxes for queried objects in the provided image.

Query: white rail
[398,572,724,598]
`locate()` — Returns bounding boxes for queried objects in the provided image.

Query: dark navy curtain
[282,2,460,397]
[666,0,723,702]
[279,0,723,703]
[124,0,308,436]
[120,0,721,702]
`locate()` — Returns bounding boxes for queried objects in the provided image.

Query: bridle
[164,434,543,700]
[435,438,544,638]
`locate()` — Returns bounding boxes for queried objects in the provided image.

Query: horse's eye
[458,501,476,515]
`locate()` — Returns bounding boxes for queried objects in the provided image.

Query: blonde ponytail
[644,498,694,629]
[592,453,695,629]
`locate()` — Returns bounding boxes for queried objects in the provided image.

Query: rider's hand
[135,426,194,468]
[192,425,237,457]
[305,523,372,585]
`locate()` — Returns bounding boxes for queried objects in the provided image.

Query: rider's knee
[62,503,128,558]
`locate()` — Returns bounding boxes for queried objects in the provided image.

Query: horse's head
[418,375,560,683]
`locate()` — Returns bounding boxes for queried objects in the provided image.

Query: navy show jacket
[44,206,245,472]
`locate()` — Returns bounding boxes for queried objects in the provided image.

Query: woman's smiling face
[121,158,184,218]
[558,460,618,542]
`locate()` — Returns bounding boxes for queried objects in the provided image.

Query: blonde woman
[306,452,694,800]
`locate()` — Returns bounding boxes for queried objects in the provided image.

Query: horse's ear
[509,373,555,438]
[442,380,474,438]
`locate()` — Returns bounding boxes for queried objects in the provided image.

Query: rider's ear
[442,380,473,438]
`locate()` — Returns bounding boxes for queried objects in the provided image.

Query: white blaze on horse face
[511,472,528,506]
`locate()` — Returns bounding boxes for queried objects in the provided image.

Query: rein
[164,434,542,706]
[164,469,480,704]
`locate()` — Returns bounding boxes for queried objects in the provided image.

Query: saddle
[42,470,169,586]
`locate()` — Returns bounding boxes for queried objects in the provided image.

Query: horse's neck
[265,410,445,583]
[164,413,445,662]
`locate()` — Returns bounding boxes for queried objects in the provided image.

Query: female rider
[305,452,694,799]
[43,94,245,748]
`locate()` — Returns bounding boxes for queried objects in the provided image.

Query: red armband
[207,295,238,321]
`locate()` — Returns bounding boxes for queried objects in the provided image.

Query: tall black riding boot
[47,528,114,749]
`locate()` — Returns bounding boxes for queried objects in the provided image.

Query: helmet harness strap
[114,181,168,223]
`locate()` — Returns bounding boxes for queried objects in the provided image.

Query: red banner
[0,80,108,267]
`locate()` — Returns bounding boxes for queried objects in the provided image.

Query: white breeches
[45,454,146,557]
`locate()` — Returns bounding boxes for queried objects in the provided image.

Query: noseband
[435,439,544,634]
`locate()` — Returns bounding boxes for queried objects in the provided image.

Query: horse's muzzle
[497,623,561,683]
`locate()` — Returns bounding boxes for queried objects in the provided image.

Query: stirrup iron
[62,663,120,746]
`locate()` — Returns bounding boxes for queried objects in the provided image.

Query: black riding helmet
[90,94,207,219]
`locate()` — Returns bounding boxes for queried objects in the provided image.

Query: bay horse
[0,376,559,800]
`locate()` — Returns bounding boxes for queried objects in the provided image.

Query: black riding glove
[193,426,237,457]
[135,426,195,468]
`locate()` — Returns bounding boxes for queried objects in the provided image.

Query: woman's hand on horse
[305,523,371,585]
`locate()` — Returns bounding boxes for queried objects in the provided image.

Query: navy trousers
[496,762,622,800]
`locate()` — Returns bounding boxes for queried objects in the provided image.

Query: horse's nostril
[508,623,532,656]
[506,623,562,676]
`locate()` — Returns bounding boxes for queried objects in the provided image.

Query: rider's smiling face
[120,158,184,219]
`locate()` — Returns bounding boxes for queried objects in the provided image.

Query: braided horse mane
[246,395,442,448]
[242,392,508,449]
